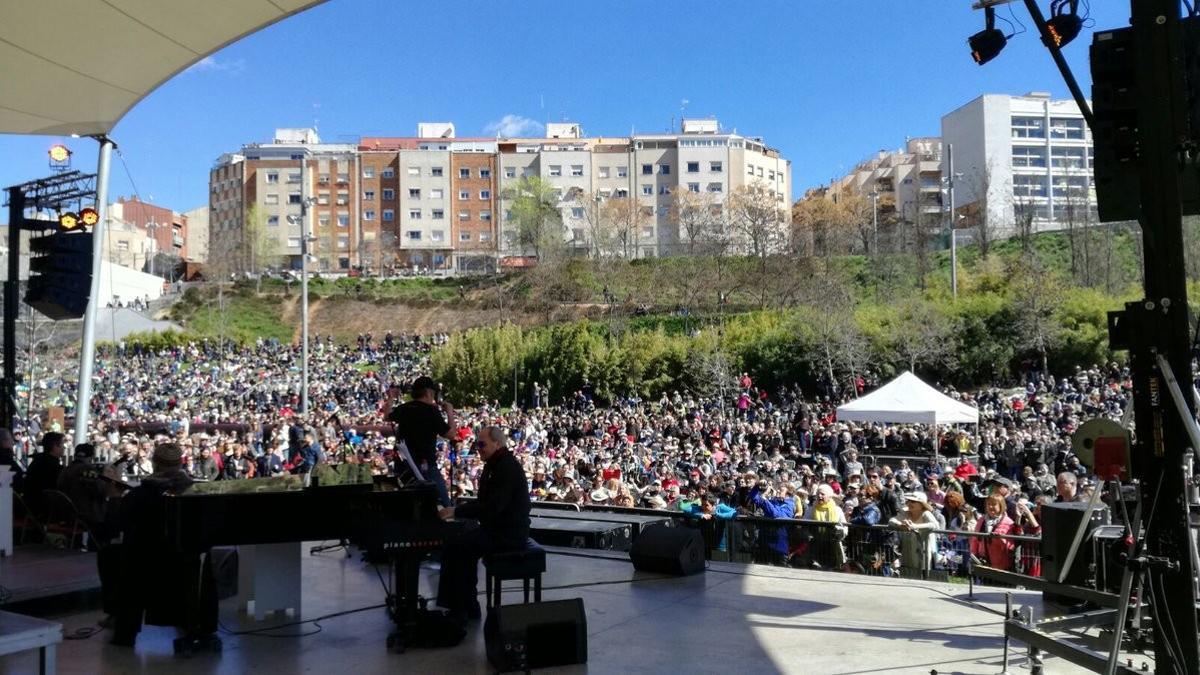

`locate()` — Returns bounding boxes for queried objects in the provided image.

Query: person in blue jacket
[682,494,737,551]
[751,484,796,560]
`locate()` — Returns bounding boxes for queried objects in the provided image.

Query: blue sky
[0,0,1127,215]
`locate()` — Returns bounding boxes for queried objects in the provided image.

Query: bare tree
[1012,258,1063,374]
[889,299,955,372]
[728,182,789,309]
[963,162,999,259]
[669,189,719,256]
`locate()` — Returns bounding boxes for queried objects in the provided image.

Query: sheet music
[394,440,426,484]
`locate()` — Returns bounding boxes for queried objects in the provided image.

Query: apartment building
[830,137,944,228]
[941,92,1095,236]
[183,205,209,263]
[211,119,790,271]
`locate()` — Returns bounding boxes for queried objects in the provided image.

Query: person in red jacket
[971,494,1016,571]
[954,456,979,481]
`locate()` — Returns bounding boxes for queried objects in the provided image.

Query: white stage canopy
[0,0,326,136]
[836,371,979,426]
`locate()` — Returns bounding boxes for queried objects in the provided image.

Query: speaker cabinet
[629,524,705,576]
[1041,501,1108,603]
[485,598,587,672]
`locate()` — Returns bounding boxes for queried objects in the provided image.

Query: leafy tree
[503,176,562,261]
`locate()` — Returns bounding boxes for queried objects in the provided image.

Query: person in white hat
[888,492,939,578]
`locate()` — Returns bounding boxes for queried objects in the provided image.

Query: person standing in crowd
[385,376,457,507]
[971,494,1017,571]
[889,493,939,579]
[435,426,530,626]
[1055,471,1083,502]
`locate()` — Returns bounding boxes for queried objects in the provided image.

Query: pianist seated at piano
[435,425,531,627]
[110,442,218,648]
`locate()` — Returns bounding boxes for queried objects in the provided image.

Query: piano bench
[483,540,546,609]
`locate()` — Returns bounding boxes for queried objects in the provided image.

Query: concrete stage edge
[0,544,1103,674]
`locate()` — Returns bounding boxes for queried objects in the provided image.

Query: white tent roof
[836,371,979,425]
[0,0,327,136]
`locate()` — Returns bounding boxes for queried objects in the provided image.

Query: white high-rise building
[941,92,1095,236]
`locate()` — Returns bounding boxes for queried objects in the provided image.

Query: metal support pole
[4,190,23,429]
[73,137,114,446]
[948,143,957,300]
[300,154,309,415]
[870,191,878,255]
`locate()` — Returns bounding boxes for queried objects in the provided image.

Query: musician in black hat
[383,375,457,507]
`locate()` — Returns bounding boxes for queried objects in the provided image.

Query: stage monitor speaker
[629,524,705,576]
[1040,501,1108,603]
[485,598,587,672]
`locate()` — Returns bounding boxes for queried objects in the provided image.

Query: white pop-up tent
[836,371,979,425]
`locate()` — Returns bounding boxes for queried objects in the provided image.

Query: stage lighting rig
[969,7,1009,64]
[1044,0,1083,48]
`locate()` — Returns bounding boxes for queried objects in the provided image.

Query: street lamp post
[287,152,314,415]
[947,143,958,300]
[146,219,159,277]
[869,191,879,255]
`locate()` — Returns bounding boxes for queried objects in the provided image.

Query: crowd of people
[4,331,1132,577]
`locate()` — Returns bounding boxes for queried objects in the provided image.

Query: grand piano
[164,481,451,652]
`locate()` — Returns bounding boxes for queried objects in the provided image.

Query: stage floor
[1,543,1100,675]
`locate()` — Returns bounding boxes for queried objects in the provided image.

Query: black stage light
[969,7,1008,66]
[1046,12,1083,48]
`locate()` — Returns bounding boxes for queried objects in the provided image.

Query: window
[287,173,300,184]
[659,164,671,175]
[266,172,279,184]
[409,188,421,199]
[768,171,776,180]
[480,168,491,178]
[382,167,395,178]
[757,167,764,177]
[459,190,470,200]
[687,162,700,173]
[336,192,348,205]
[289,192,302,204]
[1050,117,1086,140]
[480,189,491,200]
[480,211,492,221]
[430,167,444,177]
[363,191,375,201]
[338,235,349,249]
[598,167,610,179]
[430,188,444,200]
[642,164,653,175]
[431,230,444,242]
[1051,146,1086,169]
[570,207,584,219]
[522,167,535,178]
[337,173,349,183]
[504,167,516,178]
[432,209,444,219]
[459,168,471,178]
[382,189,395,200]
[1012,116,1046,139]
[617,166,628,178]
[362,166,375,179]
[267,215,280,226]
[659,185,671,195]
[460,232,472,242]
[549,165,562,177]
[459,211,470,221]
[288,237,301,248]
[318,215,330,227]
[407,167,420,176]
[615,188,629,198]
[1052,174,1089,197]
[364,209,375,220]
[264,194,279,205]
[1013,174,1047,197]
[642,226,654,238]
[1012,145,1047,168]
[409,209,422,219]
[688,182,701,193]
[318,174,330,184]
[337,214,349,227]
[710,161,723,173]
[504,210,513,221]
[406,230,422,241]
[571,165,584,177]
[707,183,723,193]
[480,231,492,242]
[747,165,756,176]
[382,209,394,222]
[641,184,653,196]
[116,240,130,251]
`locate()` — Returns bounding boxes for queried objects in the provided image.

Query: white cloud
[184,56,246,75]
[483,114,544,138]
